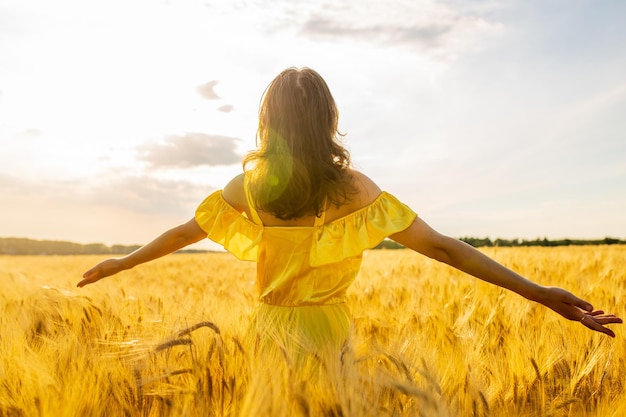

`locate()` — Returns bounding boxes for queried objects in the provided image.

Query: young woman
[78,67,621,412]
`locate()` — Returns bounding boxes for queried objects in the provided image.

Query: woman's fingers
[77,270,100,287]
[76,278,90,288]
[580,312,622,338]
[587,314,622,325]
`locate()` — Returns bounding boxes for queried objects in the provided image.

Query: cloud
[2,171,207,212]
[301,17,451,50]
[196,0,499,59]
[0,173,83,199]
[291,1,502,59]
[217,104,234,113]
[137,133,242,168]
[196,80,221,100]
[16,128,42,139]
[91,175,211,216]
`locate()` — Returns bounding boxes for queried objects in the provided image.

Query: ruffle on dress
[195,191,262,261]
[194,191,417,266]
[309,192,416,266]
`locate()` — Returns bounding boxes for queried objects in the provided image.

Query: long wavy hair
[243,67,355,220]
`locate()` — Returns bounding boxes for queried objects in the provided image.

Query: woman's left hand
[77,257,127,287]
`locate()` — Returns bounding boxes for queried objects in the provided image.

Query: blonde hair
[243,67,355,219]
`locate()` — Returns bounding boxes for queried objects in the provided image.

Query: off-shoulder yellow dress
[194,185,417,414]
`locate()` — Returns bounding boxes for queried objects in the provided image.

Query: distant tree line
[0,238,142,255]
[0,237,209,256]
[458,236,626,248]
[375,236,626,250]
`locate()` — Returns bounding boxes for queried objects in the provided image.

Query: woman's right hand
[77,258,127,287]
[536,286,622,337]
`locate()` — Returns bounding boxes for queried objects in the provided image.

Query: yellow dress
[194,187,417,414]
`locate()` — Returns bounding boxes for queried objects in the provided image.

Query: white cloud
[218,104,234,113]
[196,81,221,100]
[265,0,503,61]
[88,175,210,216]
[137,133,242,168]
[16,128,42,139]
[197,0,502,62]
[299,7,495,53]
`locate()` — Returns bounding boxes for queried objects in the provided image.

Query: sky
[1,0,625,250]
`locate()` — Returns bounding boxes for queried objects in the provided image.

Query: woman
[78,67,621,413]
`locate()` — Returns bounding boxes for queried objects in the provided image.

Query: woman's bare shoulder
[221,173,248,213]
[348,169,382,206]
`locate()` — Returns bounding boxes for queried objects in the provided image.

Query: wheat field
[1,246,624,417]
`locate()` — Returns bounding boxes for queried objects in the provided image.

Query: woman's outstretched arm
[77,218,206,288]
[390,217,622,337]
